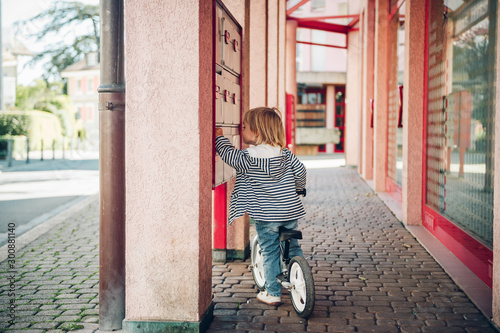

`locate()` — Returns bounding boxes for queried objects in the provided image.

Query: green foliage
[15,1,100,80]
[0,110,64,151]
[27,110,64,150]
[16,80,78,138]
[59,323,84,332]
[16,80,64,111]
[0,136,29,159]
[0,113,30,136]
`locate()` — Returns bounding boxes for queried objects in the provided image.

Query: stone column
[373,0,389,191]
[285,19,298,98]
[267,0,278,107]
[402,0,425,226]
[345,28,361,167]
[361,1,375,179]
[123,0,213,331]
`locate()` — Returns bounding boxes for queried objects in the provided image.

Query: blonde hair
[243,107,286,149]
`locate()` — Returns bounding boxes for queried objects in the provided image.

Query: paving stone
[0,166,495,333]
[35,309,63,316]
[30,322,60,329]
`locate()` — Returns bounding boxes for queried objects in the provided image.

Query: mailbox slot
[214,3,242,187]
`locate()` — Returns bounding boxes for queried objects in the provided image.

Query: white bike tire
[250,237,266,290]
[289,256,315,318]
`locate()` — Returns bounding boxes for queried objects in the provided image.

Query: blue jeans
[253,219,303,297]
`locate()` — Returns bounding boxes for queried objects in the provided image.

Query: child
[215,106,307,306]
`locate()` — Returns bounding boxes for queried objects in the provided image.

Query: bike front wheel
[289,256,315,318]
[250,237,266,290]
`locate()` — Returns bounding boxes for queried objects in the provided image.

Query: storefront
[423,0,495,288]
[352,0,498,321]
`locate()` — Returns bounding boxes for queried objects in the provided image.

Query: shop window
[425,0,496,247]
[297,87,326,128]
[334,90,345,153]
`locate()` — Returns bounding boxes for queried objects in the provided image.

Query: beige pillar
[285,19,298,97]
[267,0,278,107]
[123,0,213,331]
[492,0,500,324]
[249,0,267,107]
[373,0,389,191]
[278,0,287,111]
[345,28,361,166]
[326,85,335,153]
[361,1,375,179]
[402,0,424,226]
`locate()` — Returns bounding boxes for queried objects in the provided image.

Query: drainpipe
[98,0,125,330]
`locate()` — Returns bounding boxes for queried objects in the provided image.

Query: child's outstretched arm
[215,129,249,172]
[290,153,307,191]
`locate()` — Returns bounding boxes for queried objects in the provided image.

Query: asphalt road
[0,155,99,247]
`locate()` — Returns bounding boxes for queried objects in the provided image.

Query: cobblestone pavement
[208,167,497,333]
[0,166,497,332]
[0,199,100,333]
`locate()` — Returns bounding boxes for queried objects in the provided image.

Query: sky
[4,0,99,85]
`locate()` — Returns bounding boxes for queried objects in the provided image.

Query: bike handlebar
[296,189,306,197]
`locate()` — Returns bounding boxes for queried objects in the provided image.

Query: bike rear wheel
[289,256,315,318]
[251,237,266,290]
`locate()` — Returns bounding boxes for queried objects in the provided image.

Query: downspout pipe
[97,0,125,330]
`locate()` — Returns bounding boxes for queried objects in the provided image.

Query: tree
[15,80,78,138]
[0,114,30,136]
[16,1,100,80]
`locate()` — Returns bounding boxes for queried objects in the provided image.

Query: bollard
[7,139,13,167]
[26,138,30,164]
[41,139,44,161]
[52,140,56,160]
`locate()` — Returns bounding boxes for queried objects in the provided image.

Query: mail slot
[214,3,242,187]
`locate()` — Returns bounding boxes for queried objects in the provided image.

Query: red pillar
[213,183,227,261]
[286,94,296,151]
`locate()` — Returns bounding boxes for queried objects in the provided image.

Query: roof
[61,59,100,73]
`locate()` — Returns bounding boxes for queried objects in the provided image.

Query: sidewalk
[209,166,497,333]
[0,149,99,173]
[0,164,497,332]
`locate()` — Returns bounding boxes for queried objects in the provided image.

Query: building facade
[345,0,500,323]
[122,0,289,330]
[103,0,500,329]
[61,52,100,148]
[291,0,348,154]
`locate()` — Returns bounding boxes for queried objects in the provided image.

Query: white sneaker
[257,290,281,306]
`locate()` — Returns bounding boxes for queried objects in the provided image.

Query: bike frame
[278,239,293,283]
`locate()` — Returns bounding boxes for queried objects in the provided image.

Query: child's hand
[215,127,223,137]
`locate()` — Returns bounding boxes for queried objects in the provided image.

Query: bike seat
[279,227,302,241]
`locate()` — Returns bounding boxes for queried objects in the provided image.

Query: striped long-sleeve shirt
[215,136,307,224]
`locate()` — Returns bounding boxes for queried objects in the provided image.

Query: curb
[0,193,99,263]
